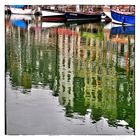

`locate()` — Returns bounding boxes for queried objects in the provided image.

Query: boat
[41,5,102,22]
[41,7,66,22]
[64,5,101,21]
[64,12,101,21]
[111,10,135,25]
[103,5,135,25]
[10,5,36,15]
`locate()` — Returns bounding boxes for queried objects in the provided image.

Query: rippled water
[5,14,135,135]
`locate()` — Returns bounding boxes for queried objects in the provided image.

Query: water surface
[5,15,135,135]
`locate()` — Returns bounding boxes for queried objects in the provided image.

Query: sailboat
[41,6,66,22]
[10,5,36,15]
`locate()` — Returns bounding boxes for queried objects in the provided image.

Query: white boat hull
[104,22,123,30]
[42,22,64,28]
[10,7,35,15]
[10,14,35,21]
[41,10,64,17]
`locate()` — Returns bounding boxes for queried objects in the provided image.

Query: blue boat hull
[11,20,27,29]
[65,12,101,21]
[111,26,135,35]
[111,10,135,25]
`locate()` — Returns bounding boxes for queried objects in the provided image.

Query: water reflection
[5,15,135,134]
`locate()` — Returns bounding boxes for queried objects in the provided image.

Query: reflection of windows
[87,77,90,84]
[62,72,65,80]
[98,66,102,74]
[87,39,90,46]
[68,58,71,68]
[68,74,71,82]
[80,60,83,68]
[68,87,71,94]
[62,58,65,66]
[86,92,90,96]
[62,85,65,92]
[92,77,96,85]
[97,90,102,102]
[62,97,66,105]
[80,50,84,57]
[92,91,96,98]
[87,50,90,58]
[93,40,96,46]
[80,37,86,46]
[98,76,101,82]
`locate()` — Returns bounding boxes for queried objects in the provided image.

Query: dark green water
[5,15,135,135]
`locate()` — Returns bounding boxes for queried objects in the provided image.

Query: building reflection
[5,17,135,129]
[6,17,58,93]
[73,23,118,122]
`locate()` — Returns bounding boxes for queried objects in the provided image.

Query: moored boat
[103,5,135,25]
[10,5,36,15]
[64,12,101,21]
[111,10,135,25]
[41,5,102,22]
[41,8,66,22]
[64,5,102,21]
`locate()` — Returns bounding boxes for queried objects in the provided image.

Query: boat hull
[10,7,35,15]
[42,15,66,22]
[64,12,101,21]
[41,10,64,16]
[104,10,135,25]
[11,19,28,29]
[10,14,35,21]
[111,10,135,25]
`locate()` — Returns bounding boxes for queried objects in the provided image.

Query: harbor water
[5,15,135,135]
